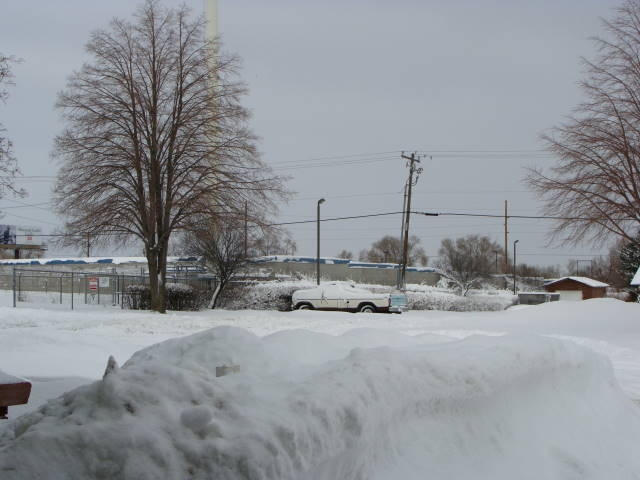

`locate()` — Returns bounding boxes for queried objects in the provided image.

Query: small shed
[543,276,609,301]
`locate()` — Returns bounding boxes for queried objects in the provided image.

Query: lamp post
[513,239,519,295]
[316,198,325,285]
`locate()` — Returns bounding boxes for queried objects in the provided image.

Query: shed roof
[631,266,640,286]
[543,276,609,288]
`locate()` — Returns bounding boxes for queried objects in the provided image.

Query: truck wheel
[359,304,376,313]
[296,303,313,310]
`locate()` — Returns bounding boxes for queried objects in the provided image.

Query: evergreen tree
[619,234,640,282]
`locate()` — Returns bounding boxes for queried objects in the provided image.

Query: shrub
[123,283,206,311]
[123,284,151,310]
[218,281,310,311]
[166,283,204,311]
[406,289,516,311]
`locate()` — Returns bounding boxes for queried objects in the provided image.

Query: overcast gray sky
[0,0,621,269]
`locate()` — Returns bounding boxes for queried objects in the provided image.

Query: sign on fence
[99,277,109,288]
[88,277,98,291]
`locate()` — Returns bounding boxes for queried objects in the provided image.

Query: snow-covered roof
[0,369,27,385]
[248,255,435,272]
[544,276,609,288]
[0,256,198,266]
[249,255,350,265]
[631,266,640,286]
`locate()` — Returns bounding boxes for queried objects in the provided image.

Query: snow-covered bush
[165,283,207,311]
[406,287,516,311]
[123,284,151,310]
[219,280,315,311]
[123,283,206,311]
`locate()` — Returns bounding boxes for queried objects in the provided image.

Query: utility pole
[503,200,508,274]
[397,182,408,289]
[399,152,422,289]
[316,198,325,285]
[513,239,519,294]
[86,234,90,258]
[244,201,248,258]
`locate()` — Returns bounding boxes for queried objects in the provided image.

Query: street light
[513,239,519,295]
[316,198,325,285]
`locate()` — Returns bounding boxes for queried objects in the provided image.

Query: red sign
[88,277,98,291]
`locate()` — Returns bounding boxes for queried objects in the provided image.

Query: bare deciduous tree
[0,53,24,204]
[359,235,428,266]
[248,227,295,257]
[336,249,353,260]
[186,219,246,309]
[526,1,640,246]
[437,235,501,295]
[53,1,285,312]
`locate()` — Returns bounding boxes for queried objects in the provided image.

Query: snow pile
[406,285,516,311]
[1,327,639,479]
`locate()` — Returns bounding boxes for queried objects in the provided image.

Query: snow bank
[406,286,516,311]
[1,327,639,479]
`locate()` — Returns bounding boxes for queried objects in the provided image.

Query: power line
[269,150,401,166]
[265,211,405,227]
[0,211,60,226]
[7,208,629,240]
[13,211,407,239]
[418,211,636,221]
[266,148,556,171]
[0,201,52,210]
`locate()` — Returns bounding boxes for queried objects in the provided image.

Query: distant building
[543,276,608,301]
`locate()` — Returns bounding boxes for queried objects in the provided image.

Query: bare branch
[53,1,289,311]
[527,1,640,246]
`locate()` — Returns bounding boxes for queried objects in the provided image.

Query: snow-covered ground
[1,290,640,478]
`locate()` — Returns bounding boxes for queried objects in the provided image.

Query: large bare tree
[53,1,285,312]
[0,53,24,205]
[358,235,428,266]
[437,235,501,296]
[526,1,640,246]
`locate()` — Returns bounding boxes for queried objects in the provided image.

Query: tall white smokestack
[205,0,218,44]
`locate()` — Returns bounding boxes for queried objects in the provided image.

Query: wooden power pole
[504,200,508,273]
[399,152,422,289]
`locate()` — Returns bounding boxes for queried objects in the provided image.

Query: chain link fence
[2,268,213,310]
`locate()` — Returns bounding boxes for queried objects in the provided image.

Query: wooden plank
[0,381,32,407]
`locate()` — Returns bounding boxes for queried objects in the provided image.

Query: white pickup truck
[292,283,408,313]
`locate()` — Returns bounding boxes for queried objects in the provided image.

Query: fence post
[71,271,74,310]
[59,274,63,304]
[12,268,16,308]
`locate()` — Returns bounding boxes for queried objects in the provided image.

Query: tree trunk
[157,240,167,313]
[208,281,222,309]
[146,248,160,312]
[145,243,167,313]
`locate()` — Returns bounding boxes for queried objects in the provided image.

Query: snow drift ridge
[1,327,640,479]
